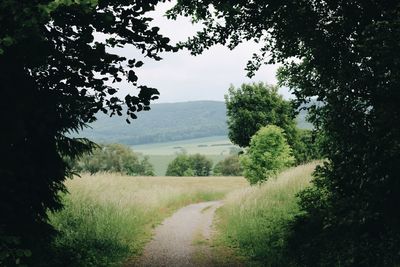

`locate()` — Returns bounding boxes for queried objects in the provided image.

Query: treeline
[117,125,227,145]
[165,153,243,177]
[68,143,243,177]
[69,144,155,176]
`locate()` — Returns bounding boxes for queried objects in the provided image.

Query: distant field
[132,136,239,155]
[132,136,241,175]
[49,174,247,266]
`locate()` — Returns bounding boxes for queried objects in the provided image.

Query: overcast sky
[116,2,292,103]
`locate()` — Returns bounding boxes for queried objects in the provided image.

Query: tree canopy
[225,82,296,147]
[1,0,175,264]
[170,1,400,265]
[166,154,213,176]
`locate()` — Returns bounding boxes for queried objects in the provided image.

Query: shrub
[213,155,243,176]
[166,154,212,176]
[240,125,294,184]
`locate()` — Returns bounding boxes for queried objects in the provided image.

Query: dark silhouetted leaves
[135,61,144,68]
[128,70,138,83]
[0,0,177,264]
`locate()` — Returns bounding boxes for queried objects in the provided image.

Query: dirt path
[130,200,223,267]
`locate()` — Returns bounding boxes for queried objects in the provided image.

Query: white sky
[116,2,292,103]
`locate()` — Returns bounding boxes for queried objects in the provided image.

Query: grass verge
[214,162,319,266]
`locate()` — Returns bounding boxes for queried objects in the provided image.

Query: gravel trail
[131,200,223,267]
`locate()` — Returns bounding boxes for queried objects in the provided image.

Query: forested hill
[79,101,229,145]
[78,100,312,145]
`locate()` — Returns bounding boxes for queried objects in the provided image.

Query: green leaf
[2,36,14,46]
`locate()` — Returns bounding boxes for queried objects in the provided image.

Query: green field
[133,136,241,175]
[132,136,238,155]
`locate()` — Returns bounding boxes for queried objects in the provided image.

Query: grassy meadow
[214,162,319,266]
[132,136,237,155]
[48,174,247,266]
[46,161,318,266]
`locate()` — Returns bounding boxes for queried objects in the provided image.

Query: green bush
[213,155,243,176]
[240,125,294,184]
[166,154,212,176]
[73,144,155,176]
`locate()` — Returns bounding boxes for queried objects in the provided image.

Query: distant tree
[134,156,155,177]
[1,1,175,264]
[74,144,154,176]
[183,168,196,176]
[166,154,212,176]
[190,154,213,176]
[166,154,191,176]
[213,155,243,176]
[240,125,294,184]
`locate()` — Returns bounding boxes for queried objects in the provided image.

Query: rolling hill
[78,100,312,146]
[78,101,229,145]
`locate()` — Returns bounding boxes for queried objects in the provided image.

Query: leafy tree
[240,125,294,184]
[190,154,213,176]
[166,154,212,176]
[1,0,175,264]
[166,154,192,176]
[213,155,243,176]
[133,156,155,177]
[225,83,296,145]
[170,1,400,265]
[73,144,155,176]
[224,82,309,164]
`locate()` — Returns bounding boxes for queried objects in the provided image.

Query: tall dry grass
[48,174,247,266]
[215,162,319,266]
